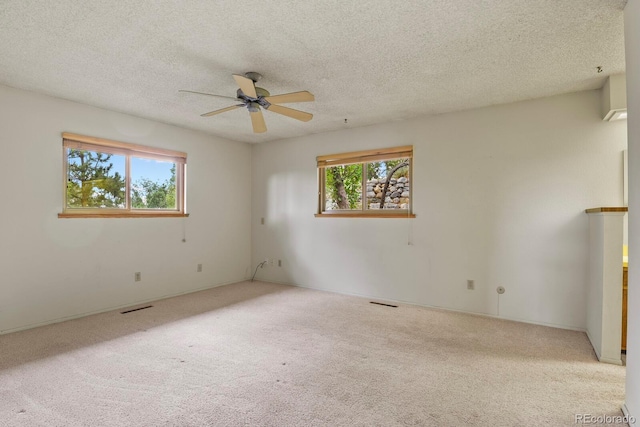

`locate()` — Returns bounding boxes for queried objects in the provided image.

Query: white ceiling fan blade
[233,74,258,98]
[264,91,315,104]
[266,104,313,122]
[250,110,267,133]
[179,90,239,101]
[201,105,242,117]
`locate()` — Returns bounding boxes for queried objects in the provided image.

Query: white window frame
[59,133,188,218]
[316,145,414,218]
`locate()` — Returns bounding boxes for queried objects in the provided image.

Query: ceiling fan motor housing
[244,71,262,82]
[237,88,271,110]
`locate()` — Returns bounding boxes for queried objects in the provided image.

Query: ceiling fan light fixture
[255,87,270,97]
[247,102,261,113]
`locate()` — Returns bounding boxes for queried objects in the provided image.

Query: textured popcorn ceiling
[0,1,627,143]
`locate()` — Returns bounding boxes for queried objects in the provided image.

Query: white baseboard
[622,403,636,426]
[599,356,624,365]
[585,329,602,360]
[585,330,623,365]
[0,278,244,335]
[251,278,587,333]
[5,276,590,337]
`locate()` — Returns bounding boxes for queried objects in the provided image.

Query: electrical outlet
[134,272,141,282]
[269,258,275,266]
[278,259,282,267]
[197,264,202,272]
[467,280,474,290]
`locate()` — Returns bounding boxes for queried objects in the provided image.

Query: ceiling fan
[180,72,314,133]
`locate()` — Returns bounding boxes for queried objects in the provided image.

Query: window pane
[130,157,177,210]
[66,149,126,208]
[324,164,363,210]
[366,159,410,210]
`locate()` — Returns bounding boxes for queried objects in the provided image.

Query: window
[59,133,187,218]
[316,146,414,218]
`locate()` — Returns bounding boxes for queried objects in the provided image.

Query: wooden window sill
[315,213,416,218]
[584,207,628,214]
[58,212,189,218]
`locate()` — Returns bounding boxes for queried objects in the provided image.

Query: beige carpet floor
[0,281,627,426]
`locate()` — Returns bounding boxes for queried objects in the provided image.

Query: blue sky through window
[131,157,174,184]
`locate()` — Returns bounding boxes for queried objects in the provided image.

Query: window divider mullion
[125,154,131,211]
[362,163,366,212]
[62,147,68,211]
[409,158,412,214]
[318,167,324,214]
[180,163,185,212]
[177,163,182,212]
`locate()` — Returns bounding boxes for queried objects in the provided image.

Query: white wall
[251,90,627,330]
[0,84,252,333]
[586,211,625,364]
[624,0,640,422]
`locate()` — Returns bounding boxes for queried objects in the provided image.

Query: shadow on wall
[253,171,315,285]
